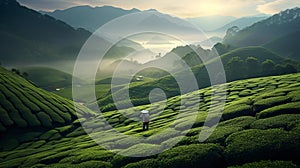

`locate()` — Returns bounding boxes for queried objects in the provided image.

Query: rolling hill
[21,67,84,91]
[0,0,91,66]
[144,45,212,73]
[0,66,95,134]
[219,46,284,64]
[0,71,299,167]
[96,46,298,112]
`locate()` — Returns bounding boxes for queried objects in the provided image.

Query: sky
[17,0,300,18]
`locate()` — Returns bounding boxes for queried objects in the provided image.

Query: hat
[141,110,149,114]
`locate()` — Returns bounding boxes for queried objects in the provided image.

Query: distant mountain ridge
[223,8,300,60]
[214,16,268,34]
[43,5,140,32]
[45,6,269,39]
[0,0,91,65]
[44,5,203,38]
[0,0,148,71]
[186,15,236,31]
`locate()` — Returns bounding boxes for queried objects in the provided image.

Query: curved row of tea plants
[0,67,95,150]
[0,71,299,167]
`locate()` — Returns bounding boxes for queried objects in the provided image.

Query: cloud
[258,0,300,14]
[184,0,266,17]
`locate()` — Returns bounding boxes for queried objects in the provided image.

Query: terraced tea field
[0,66,299,167]
[0,67,95,149]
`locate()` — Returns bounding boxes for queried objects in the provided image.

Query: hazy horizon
[17,0,300,18]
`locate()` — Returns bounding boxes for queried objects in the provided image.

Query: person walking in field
[140,110,150,131]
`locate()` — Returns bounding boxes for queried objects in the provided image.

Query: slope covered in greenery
[21,67,85,91]
[223,8,300,61]
[96,46,298,111]
[0,72,299,167]
[264,30,300,61]
[218,46,283,64]
[0,66,94,136]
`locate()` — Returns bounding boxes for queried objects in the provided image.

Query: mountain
[136,13,199,33]
[264,30,300,61]
[186,15,268,38]
[223,8,300,59]
[43,6,140,32]
[45,5,208,34]
[214,16,268,34]
[0,0,91,66]
[44,6,203,42]
[0,0,143,72]
[186,15,236,31]
[40,5,207,70]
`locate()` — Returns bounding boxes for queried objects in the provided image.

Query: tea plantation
[0,66,299,167]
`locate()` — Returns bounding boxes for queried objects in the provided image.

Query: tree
[226,56,246,81]
[276,63,298,75]
[246,57,260,78]
[274,64,285,75]
[11,68,20,75]
[22,72,29,79]
[284,64,297,74]
[11,68,29,79]
[261,59,275,76]
[213,43,231,55]
[297,62,300,70]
